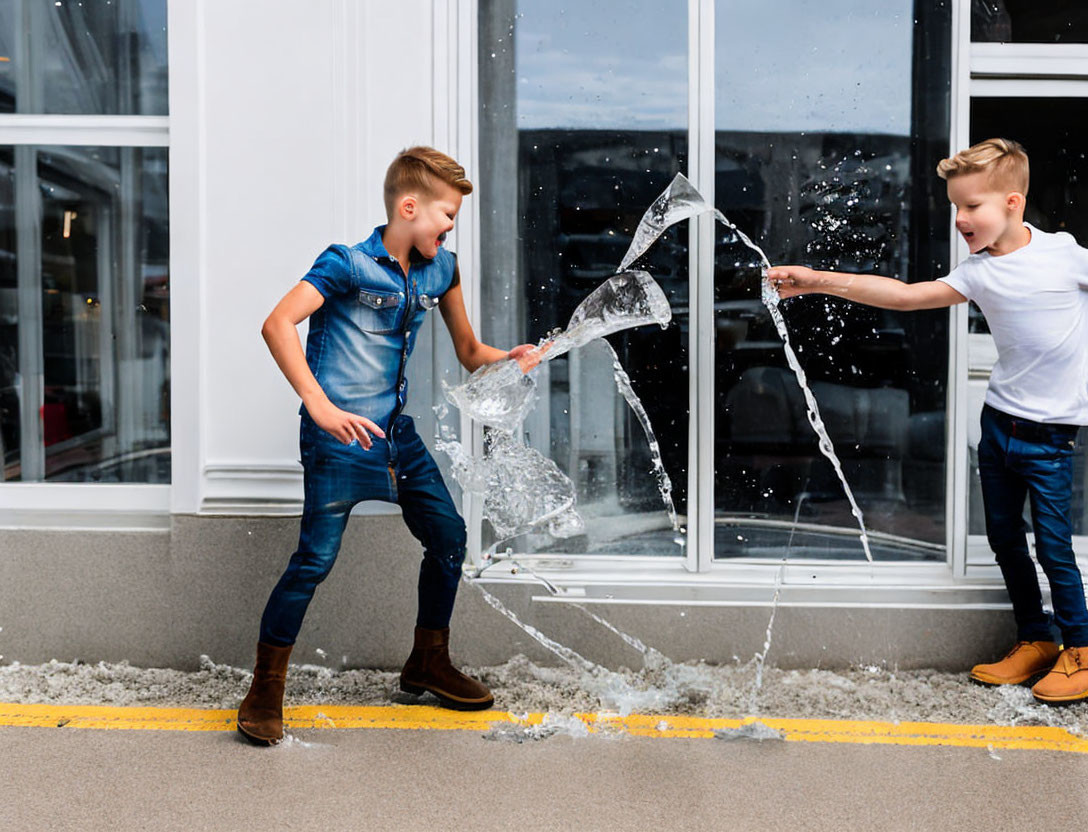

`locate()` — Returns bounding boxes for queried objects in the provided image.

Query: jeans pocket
[1017,438,1074,462]
[355,290,404,334]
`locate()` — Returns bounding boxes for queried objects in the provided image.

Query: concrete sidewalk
[2,723,1087,832]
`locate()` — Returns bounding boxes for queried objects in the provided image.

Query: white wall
[170,0,466,514]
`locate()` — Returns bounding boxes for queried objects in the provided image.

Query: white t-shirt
[939,222,1088,426]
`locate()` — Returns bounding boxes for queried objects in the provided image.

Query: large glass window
[0,0,168,115]
[712,0,952,561]
[0,0,168,484]
[478,0,688,556]
[0,145,169,482]
[478,1,953,561]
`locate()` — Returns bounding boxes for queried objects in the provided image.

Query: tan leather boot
[1032,646,1088,704]
[399,627,494,711]
[969,640,1059,686]
[237,642,292,745]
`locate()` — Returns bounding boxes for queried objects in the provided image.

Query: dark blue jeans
[259,414,467,647]
[978,404,1088,647]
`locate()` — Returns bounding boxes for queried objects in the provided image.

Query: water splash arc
[621,173,872,561]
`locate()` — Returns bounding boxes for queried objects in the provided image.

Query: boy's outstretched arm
[261,282,386,447]
[766,266,966,311]
[438,279,541,372]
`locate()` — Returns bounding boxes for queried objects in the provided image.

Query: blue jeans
[978,404,1088,647]
[259,414,467,646]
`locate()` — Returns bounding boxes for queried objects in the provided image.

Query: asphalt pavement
[2,724,1087,832]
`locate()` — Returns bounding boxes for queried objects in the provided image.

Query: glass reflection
[713,0,951,560]
[0,0,168,115]
[479,0,688,555]
[0,145,169,482]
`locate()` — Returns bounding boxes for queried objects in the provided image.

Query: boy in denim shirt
[238,147,536,744]
[769,138,1088,704]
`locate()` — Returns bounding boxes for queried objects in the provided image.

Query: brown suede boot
[399,627,494,711]
[237,642,292,745]
[1032,646,1088,704]
[969,640,1059,686]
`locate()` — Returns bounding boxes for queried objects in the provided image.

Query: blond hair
[936,138,1029,195]
[383,146,473,217]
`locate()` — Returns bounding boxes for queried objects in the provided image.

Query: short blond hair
[383,146,473,217]
[936,138,1029,195]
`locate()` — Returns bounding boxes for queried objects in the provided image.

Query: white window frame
[458,0,1021,608]
[0,19,172,528]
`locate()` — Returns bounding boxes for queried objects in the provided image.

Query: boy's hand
[766,265,821,299]
[307,399,386,448]
[507,342,551,373]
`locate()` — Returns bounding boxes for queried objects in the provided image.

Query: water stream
[622,173,873,561]
[443,173,879,718]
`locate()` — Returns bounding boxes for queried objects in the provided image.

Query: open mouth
[437,232,447,246]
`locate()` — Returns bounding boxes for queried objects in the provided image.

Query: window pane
[972,0,1088,44]
[0,145,169,483]
[0,0,168,115]
[713,0,951,560]
[967,98,1088,536]
[478,0,688,555]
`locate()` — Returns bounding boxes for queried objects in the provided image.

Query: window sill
[0,483,171,531]
[470,555,1014,610]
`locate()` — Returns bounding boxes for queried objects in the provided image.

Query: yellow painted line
[1,702,1086,753]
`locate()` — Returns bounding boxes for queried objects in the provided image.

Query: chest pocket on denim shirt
[356,290,404,334]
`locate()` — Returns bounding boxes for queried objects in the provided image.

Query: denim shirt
[300,226,457,435]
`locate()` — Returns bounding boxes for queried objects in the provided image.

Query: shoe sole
[969,669,1050,688]
[400,680,494,711]
[1032,691,1088,706]
[236,723,281,746]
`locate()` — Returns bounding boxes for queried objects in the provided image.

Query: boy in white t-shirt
[768,138,1088,704]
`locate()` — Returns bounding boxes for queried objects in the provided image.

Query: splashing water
[436,430,583,539]
[748,487,810,712]
[482,713,592,743]
[471,581,600,675]
[761,289,873,561]
[622,173,873,560]
[440,266,677,540]
[443,269,671,435]
[469,581,719,716]
[713,721,785,742]
[618,172,716,272]
[749,563,786,715]
[446,174,881,721]
[600,340,679,533]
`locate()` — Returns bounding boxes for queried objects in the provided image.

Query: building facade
[0,0,1085,671]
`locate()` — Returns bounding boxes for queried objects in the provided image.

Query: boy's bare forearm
[769,265,964,311]
[802,270,913,309]
[261,316,329,408]
[459,341,508,373]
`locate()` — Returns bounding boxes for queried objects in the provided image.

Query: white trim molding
[971,78,1088,97]
[475,556,1013,610]
[167,0,204,515]
[199,463,401,517]
[0,115,169,146]
[0,484,170,530]
[971,43,1088,79]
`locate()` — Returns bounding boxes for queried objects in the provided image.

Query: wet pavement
[2,723,1087,832]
